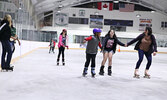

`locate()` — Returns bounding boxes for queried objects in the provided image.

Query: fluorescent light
[151,11,155,13]
[59,4,63,8]
[94,12,99,15]
[136,14,141,17]
[113,0,119,3]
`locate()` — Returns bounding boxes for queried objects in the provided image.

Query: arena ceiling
[31,0,167,16]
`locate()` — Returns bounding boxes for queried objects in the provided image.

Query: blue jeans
[10,41,15,53]
[136,49,152,70]
[1,40,12,68]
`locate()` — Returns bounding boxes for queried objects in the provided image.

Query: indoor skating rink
[0,48,167,100]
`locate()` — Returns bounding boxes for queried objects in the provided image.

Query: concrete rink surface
[0,49,167,100]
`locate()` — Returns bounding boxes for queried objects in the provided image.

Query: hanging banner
[139,19,152,31]
[90,15,103,29]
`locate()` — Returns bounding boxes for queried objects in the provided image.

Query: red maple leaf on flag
[103,4,108,8]
[98,2,113,11]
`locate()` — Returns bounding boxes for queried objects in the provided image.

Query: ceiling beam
[34,0,167,17]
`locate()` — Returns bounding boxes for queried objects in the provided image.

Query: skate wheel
[133,76,140,79]
[82,74,86,77]
[143,76,150,79]
[99,73,104,76]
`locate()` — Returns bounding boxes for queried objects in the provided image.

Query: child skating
[82,28,102,77]
[49,39,56,53]
[99,29,126,76]
[57,29,68,66]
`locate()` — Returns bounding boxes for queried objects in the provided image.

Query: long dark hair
[105,29,117,39]
[60,30,67,37]
[145,27,152,35]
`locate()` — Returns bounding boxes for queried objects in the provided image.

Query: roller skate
[133,69,140,78]
[99,66,104,75]
[91,67,96,78]
[143,73,150,79]
[143,70,150,79]
[133,73,140,79]
[108,66,112,76]
[1,66,13,72]
[62,59,65,66]
[57,58,59,66]
[82,67,88,77]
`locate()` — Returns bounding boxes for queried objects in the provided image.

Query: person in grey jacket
[82,28,102,77]
[127,27,157,78]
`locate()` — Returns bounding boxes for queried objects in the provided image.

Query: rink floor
[0,49,167,100]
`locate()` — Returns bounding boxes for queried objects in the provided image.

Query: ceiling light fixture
[136,14,141,17]
[94,12,99,15]
[58,4,63,8]
[113,0,119,3]
[151,11,155,13]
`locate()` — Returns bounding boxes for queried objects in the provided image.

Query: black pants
[84,53,96,68]
[49,46,55,53]
[1,40,12,68]
[57,46,65,59]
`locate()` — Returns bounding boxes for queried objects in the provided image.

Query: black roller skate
[91,67,96,78]
[99,66,104,75]
[62,59,65,66]
[57,58,59,66]
[1,66,13,72]
[108,66,112,76]
[82,67,88,77]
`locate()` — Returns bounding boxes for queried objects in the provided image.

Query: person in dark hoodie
[82,28,102,77]
[99,29,126,76]
[0,14,13,71]
[127,27,157,78]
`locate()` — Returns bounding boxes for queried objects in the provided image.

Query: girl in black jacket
[99,29,126,76]
[127,27,157,78]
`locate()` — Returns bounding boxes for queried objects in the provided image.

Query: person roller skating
[99,29,126,76]
[56,29,68,66]
[0,14,14,72]
[127,27,157,79]
[82,28,102,78]
[49,39,56,53]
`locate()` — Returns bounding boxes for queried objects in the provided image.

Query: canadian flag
[98,2,113,11]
